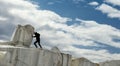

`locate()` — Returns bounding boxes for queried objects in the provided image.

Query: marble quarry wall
[0,24,72,66]
[0,47,71,66]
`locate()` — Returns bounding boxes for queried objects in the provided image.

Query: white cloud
[96,4,120,19]
[48,2,54,5]
[0,40,6,42]
[73,0,85,4]
[0,0,39,9]
[61,45,120,63]
[88,1,99,6]
[0,16,8,21]
[0,0,120,63]
[72,18,120,48]
[105,0,120,6]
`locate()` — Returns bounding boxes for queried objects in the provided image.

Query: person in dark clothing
[33,32,42,48]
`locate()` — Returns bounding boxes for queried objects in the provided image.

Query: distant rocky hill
[99,60,120,66]
[71,57,99,66]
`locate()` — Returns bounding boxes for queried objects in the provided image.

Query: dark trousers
[34,40,42,48]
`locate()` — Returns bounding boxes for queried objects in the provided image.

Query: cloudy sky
[0,0,120,63]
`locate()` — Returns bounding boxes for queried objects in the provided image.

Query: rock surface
[99,60,120,66]
[71,57,99,66]
[0,47,71,66]
[0,24,34,47]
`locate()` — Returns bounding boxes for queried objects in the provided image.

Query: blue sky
[33,0,120,29]
[0,0,120,63]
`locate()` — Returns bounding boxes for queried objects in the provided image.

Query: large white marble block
[0,24,34,47]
